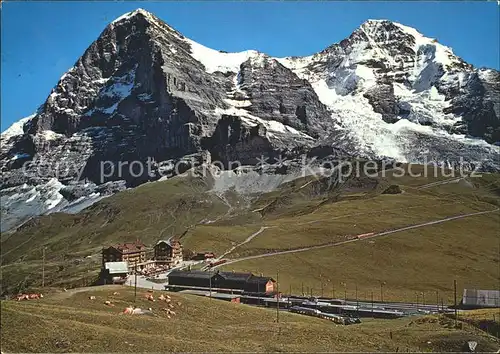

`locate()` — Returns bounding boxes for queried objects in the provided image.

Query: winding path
[417,177,462,190]
[213,208,499,268]
[214,226,271,262]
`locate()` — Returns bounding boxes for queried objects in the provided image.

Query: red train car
[357,232,375,240]
[207,259,227,268]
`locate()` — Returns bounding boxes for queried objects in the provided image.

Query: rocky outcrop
[237,57,335,137]
[363,84,400,123]
[204,115,276,167]
[445,69,500,144]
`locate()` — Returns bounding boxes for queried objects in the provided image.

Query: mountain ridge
[1,8,498,232]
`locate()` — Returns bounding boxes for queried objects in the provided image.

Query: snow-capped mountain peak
[1,115,35,141]
[1,10,498,232]
[110,8,156,25]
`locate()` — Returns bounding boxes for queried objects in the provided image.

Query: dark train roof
[168,270,220,279]
[218,272,253,282]
[168,270,275,283]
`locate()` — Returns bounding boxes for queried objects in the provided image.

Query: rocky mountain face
[1,10,499,231]
[277,20,499,163]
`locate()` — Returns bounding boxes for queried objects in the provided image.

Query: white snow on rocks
[274,19,497,162]
[393,83,461,127]
[186,38,260,74]
[111,8,155,25]
[311,78,497,161]
[39,130,64,141]
[102,66,137,100]
[393,22,456,68]
[214,105,314,142]
[10,153,31,161]
[1,114,35,139]
[42,178,66,209]
[92,65,138,115]
[312,79,407,160]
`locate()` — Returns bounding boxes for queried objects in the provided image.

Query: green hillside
[1,165,499,301]
[1,286,498,353]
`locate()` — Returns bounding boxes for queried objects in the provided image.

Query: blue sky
[1,1,498,131]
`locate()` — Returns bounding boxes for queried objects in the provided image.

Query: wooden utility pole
[371,291,374,317]
[276,270,280,333]
[332,284,335,299]
[301,282,304,296]
[134,262,138,303]
[454,280,458,327]
[355,284,359,310]
[209,268,212,299]
[288,283,291,308]
[42,247,46,288]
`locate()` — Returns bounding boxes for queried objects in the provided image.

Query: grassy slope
[1,166,499,303]
[458,308,500,338]
[1,286,498,353]
[0,174,229,294]
[229,193,492,256]
[218,171,500,303]
[220,212,499,303]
